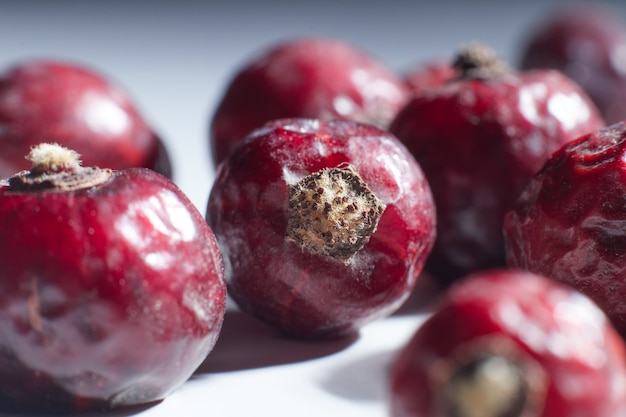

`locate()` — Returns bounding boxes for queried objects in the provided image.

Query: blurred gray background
[1,0,625,210]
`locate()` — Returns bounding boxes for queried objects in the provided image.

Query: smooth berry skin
[505,121,626,340]
[389,269,626,417]
[519,5,626,124]
[207,118,436,339]
[209,37,409,166]
[0,60,172,179]
[389,68,604,285]
[0,169,226,413]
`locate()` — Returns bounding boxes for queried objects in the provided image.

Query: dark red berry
[389,269,626,417]
[206,118,435,338]
[389,43,604,285]
[209,37,409,166]
[0,144,225,413]
[504,121,626,339]
[403,60,458,94]
[519,5,626,124]
[0,60,172,179]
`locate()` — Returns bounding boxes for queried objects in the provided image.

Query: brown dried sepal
[452,42,512,81]
[285,164,386,264]
[8,166,112,192]
[6,143,112,192]
[431,336,547,417]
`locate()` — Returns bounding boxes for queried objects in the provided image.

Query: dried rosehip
[209,37,409,166]
[403,60,458,95]
[0,144,225,413]
[389,269,626,417]
[519,4,626,124]
[504,121,626,339]
[0,60,172,179]
[206,118,435,338]
[389,43,604,285]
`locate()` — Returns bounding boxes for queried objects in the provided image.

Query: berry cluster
[1,3,626,416]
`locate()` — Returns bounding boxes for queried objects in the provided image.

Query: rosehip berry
[389,269,626,417]
[0,144,225,413]
[0,60,172,179]
[504,121,626,339]
[209,37,409,166]
[206,118,435,338]
[519,5,626,124]
[389,43,604,285]
[403,60,458,95]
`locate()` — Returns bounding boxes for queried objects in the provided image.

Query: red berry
[504,121,626,339]
[519,5,626,124]
[0,60,172,179]
[403,60,458,94]
[0,144,225,413]
[206,118,435,338]
[389,269,626,417]
[209,37,409,166]
[389,43,604,285]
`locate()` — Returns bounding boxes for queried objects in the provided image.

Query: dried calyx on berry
[6,143,112,192]
[285,164,386,264]
[452,42,512,81]
[438,340,546,417]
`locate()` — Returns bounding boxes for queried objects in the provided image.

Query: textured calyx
[285,164,386,264]
[26,142,82,173]
[7,143,112,192]
[445,355,527,417]
[435,338,546,417]
[452,42,511,80]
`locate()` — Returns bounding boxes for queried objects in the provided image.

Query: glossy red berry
[209,37,409,166]
[389,43,604,285]
[206,118,436,338]
[504,121,626,339]
[0,60,172,179]
[389,269,626,417]
[0,144,225,413]
[519,5,626,124]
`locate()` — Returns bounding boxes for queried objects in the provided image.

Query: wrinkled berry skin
[505,121,626,339]
[390,66,604,285]
[389,269,626,417]
[209,37,409,166]
[0,60,172,178]
[0,169,226,413]
[519,5,626,124]
[207,118,435,338]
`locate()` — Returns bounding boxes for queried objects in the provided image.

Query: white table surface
[0,1,625,415]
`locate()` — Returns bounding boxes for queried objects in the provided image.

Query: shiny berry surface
[389,269,626,417]
[504,121,626,339]
[209,37,409,166]
[206,118,435,338]
[519,5,626,124]
[0,60,172,179]
[390,45,604,285]
[0,149,225,413]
